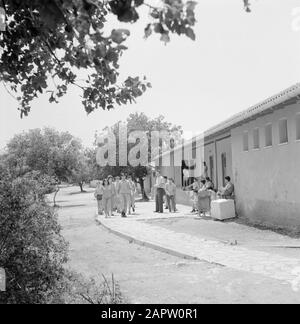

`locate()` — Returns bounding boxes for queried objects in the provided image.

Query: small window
[265,124,273,147]
[279,119,288,144]
[243,132,249,151]
[253,128,260,149]
[296,114,300,141]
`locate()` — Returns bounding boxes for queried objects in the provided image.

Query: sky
[1,0,300,149]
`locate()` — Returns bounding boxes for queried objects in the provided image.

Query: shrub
[0,171,68,304]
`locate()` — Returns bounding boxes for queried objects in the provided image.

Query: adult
[128,175,137,214]
[202,162,208,180]
[190,178,200,213]
[197,180,211,217]
[94,180,104,215]
[165,178,176,213]
[218,176,235,199]
[102,178,116,218]
[205,177,214,191]
[114,176,122,213]
[154,171,166,213]
[118,173,131,217]
[183,168,189,189]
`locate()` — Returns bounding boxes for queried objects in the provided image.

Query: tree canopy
[0,0,198,117]
[0,1,251,117]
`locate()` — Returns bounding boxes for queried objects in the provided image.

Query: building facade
[153,83,300,231]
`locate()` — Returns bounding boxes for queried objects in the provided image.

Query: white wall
[231,102,300,231]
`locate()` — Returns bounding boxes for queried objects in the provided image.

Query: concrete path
[97,201,300,292]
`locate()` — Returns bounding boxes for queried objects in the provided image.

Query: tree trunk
[53,186,60,207]
[79,182,84,192]
[139,178,149,201]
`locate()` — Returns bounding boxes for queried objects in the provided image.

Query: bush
[0,171,68,304]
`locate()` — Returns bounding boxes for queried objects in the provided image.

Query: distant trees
[3,127,93,194]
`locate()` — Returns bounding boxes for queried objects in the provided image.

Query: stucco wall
[231,102,300,231]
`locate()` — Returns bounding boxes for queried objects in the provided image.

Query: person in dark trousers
[154,171,166,213]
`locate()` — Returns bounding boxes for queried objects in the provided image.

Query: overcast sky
[1,0,300,148]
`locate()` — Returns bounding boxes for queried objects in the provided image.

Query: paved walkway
[97,201,300,292]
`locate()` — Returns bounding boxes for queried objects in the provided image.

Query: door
[221,153,227,187]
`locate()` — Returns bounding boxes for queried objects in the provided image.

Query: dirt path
[55,187,300,304]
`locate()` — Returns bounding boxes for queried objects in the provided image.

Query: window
[253,128,260,149]
[243,132,249,151]
[265,124,273,147]
[279,119,288,144]
[296,114,300,141]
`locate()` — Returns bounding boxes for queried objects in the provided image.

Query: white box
[211,199,236,220]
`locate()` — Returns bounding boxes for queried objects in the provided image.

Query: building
[152,83,300,231]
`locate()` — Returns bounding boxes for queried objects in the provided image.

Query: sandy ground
[54,186,300,304]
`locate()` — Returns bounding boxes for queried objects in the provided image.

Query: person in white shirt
[128,175,136,214]
[165,178,177,213]
[154,171,166,213]
[118,173,131,217]
[94,181,104,215]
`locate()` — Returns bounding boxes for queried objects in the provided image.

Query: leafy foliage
[0,0,197,117]
[0,170,68,304]
[4,128,83,182]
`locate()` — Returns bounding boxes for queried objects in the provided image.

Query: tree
[0,0,198,117]
[69,149,93,192]
[96,112,183,200]
[4,128,87,203]
[0,170,68,304]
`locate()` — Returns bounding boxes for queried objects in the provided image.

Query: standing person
[114,176,122,213]
[94,180,104,215]
[128,175,136,214]
[154,171,165,213]
[102,179,114,218]
[108,176,116,216]
[197,180,211,217]
[119,173,131,217]
[202,162,208,180]
[189,178,200,213]
[171,178,178,212]
[165,178,176,213]
[183,168,189,189]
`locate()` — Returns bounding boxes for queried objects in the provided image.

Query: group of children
[94,173,137,218]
